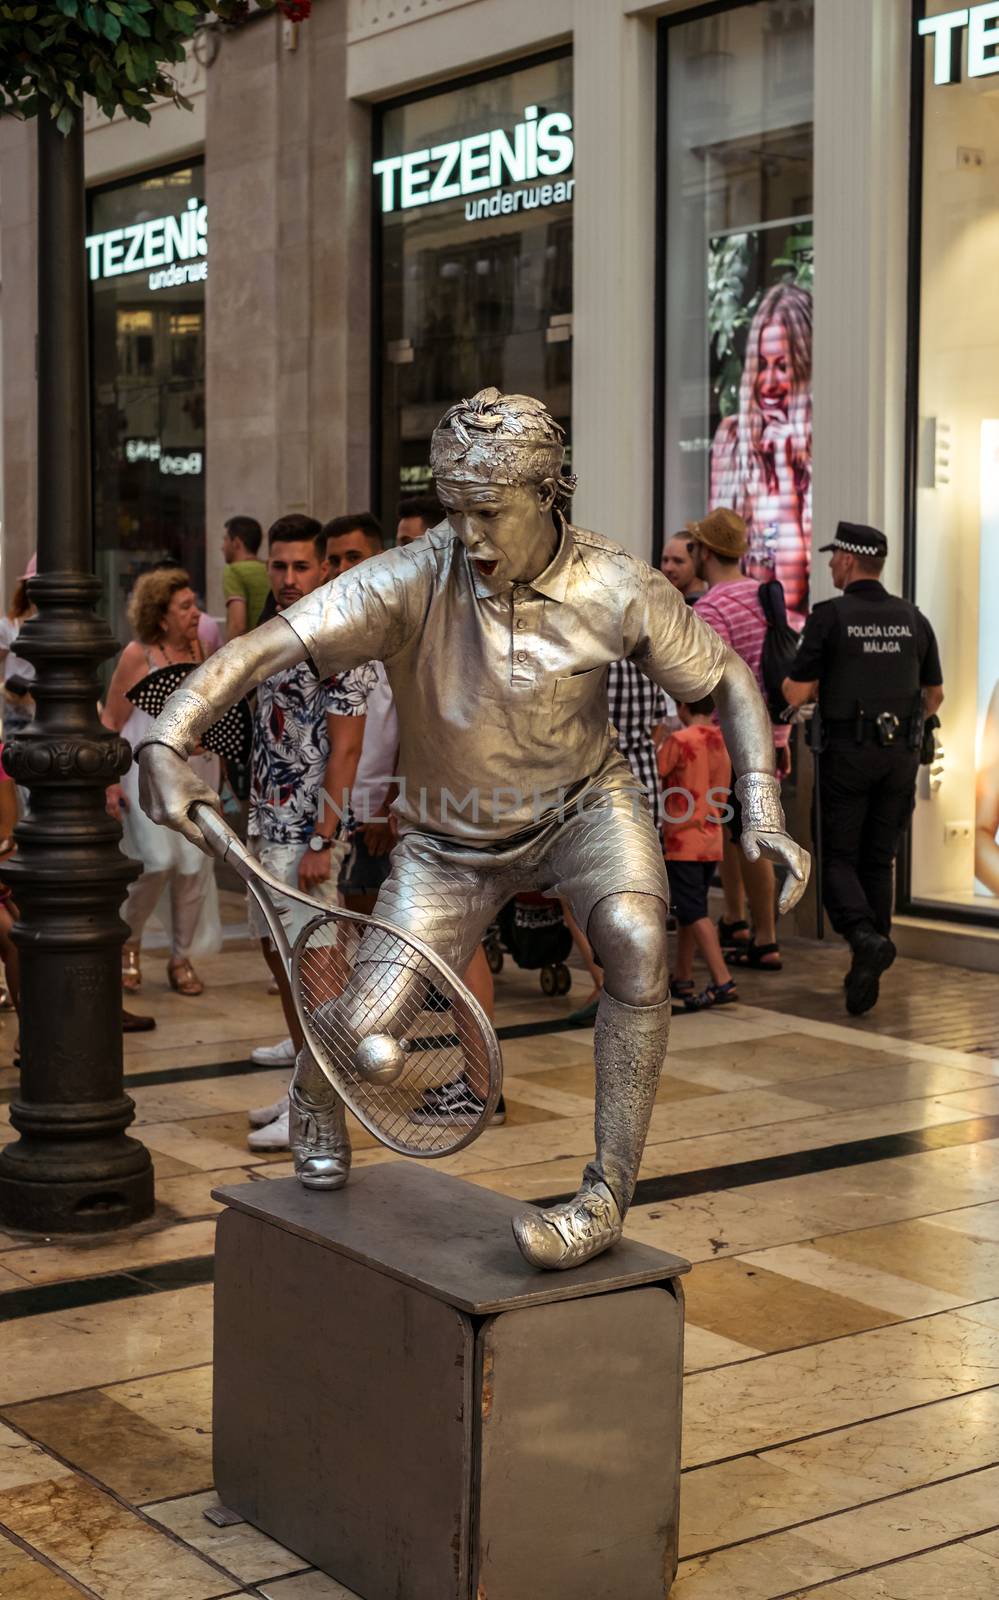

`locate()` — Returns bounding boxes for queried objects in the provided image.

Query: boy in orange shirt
[657,696,737,1010]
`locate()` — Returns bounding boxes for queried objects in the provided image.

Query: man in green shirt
[222,515,270,638]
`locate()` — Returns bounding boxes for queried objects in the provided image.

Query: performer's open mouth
[475,560,498,576]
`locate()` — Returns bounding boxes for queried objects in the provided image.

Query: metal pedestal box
[213,1163,688,1600]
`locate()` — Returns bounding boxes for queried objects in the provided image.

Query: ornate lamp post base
[0,1137,154,1235]
[0,119,155,1235]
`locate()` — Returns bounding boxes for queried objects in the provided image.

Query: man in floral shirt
[245,515,375,1149]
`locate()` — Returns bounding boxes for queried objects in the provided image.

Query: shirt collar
[844,580,886,596]
[465,514,575,603]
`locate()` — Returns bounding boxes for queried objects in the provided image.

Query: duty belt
[823,713,918,746]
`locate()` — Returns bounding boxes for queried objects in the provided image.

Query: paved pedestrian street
[1,920,998,1599]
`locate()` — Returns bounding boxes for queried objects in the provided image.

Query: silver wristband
[734,771,786,835]
[133,687,214,761]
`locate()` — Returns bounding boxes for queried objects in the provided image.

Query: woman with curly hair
[709,282,812,625]
[102,568,221,997]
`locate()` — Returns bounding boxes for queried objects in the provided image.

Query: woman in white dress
[103,568,221,996]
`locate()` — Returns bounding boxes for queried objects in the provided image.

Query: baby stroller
[484,891,574,996]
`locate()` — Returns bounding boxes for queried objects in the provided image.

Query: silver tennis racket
[192,804,503,1157]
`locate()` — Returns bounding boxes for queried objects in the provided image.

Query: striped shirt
[607,659,668,807]
[694,580,790,748]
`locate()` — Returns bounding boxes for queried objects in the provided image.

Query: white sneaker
[247,1109,290,1151]
[250,1038,296,1067]
[248,1092,290,1129]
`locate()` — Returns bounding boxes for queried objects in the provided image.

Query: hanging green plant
[0,0,304,131]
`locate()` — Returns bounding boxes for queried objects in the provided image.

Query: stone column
[570,0,658,559]
[204,3,370,611]
[812,0,912,598]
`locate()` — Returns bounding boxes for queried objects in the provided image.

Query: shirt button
[516,619,525,629]
[516,652,527,664]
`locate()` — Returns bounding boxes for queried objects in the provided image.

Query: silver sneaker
[512,1180,623,1271]
[289,1086,352,1191]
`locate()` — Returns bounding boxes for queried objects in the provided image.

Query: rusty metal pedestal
[213,1163,688,1600]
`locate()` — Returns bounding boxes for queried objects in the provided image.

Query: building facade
[1,0,996,959]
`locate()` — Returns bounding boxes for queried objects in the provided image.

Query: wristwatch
[306,834,334,853]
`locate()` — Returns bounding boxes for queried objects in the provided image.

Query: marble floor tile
[4,1367,214,1504]
[941,1082,999,1114]
[152,1152,200,1178]
[145,1493,307,1583]
[926,1199,999,1242]
[682,1257,899,1353]
[626,1184,840,1265]
[793,1541,999,1599]
[669,1030,901,1088]
[814,1215,999,1300]
[0,1420,72,1491]
[498,1076,592,1117]
[634,1096,978,1184]
[258,1575,362,1599]
[0,1218,217,1286]
[0,1263,30,1290]
[673,1464,999,1599]
[733,1145,999,1240]
[0,1472,237,1600]
[0,1285,213,1405]
[103,1362,212,1429]
[682,1307,999,1467]
[0,1532,84,1598]
[519,1060,718,1106]
[682,1323,760,1373]
[156,1167,254,1220]
[737,1242,963,1320]
[680,1387,999,1555]
[774,1060,995,1112]
[140,1115,289,1172]
[130,1085,229,1124]
[465,1155,591,1200]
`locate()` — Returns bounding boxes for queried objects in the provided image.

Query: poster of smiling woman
[707,223,813,626]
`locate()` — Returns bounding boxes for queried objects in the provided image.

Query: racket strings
[294,915,497,1156]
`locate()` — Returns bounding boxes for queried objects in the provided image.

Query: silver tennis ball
[354,1034,407,1086]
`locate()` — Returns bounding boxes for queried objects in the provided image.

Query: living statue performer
[137,389,809,1270]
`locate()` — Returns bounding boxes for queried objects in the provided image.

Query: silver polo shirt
[281,519,728,842]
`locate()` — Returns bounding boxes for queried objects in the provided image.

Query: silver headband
[430,386,577,492]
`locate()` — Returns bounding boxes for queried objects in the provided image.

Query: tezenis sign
[85,198,207,290]
[373,104,574,217]
[919,4,999,85]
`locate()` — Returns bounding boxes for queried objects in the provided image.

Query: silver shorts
[246,836,345,945]
[367,786,668,975]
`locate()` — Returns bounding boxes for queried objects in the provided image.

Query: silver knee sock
[583,990,671,1213]
[289,1046,351,1191]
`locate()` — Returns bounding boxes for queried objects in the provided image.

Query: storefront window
[911,2,999,919]
[659,1,814,624]
[88,162,206,648]
[375,53,573,520]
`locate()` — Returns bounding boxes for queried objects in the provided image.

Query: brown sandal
[167,958,204,996]
[122,944,141,993]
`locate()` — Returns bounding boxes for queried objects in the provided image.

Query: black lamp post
[0,114,154,1232]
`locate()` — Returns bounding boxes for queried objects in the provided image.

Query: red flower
[278,0,312,19]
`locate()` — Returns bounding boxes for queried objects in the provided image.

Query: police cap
[818,521,888,558]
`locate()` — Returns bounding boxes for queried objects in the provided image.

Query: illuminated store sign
[123,439,203,476]
[85,198,208,291]
[373,105,574,218]
[919,4,999,85]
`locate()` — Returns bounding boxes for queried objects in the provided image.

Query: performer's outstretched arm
[136,616,307,847]
[713,649,810,913]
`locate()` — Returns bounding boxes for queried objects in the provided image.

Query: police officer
[782,522,944,1015]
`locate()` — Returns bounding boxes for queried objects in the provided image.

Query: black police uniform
[787,545,942,943]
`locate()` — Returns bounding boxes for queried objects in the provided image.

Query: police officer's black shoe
[844,927,896,1016]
